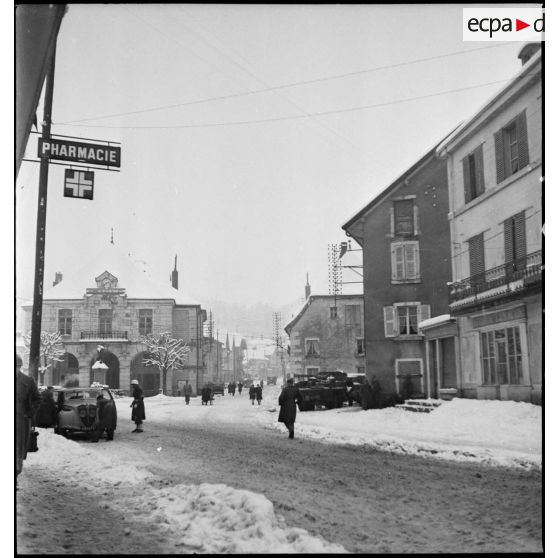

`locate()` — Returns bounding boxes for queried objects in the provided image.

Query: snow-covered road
[15,387,542,553]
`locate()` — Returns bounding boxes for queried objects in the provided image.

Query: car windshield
[65,390,100,400]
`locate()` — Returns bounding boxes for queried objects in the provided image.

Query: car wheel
[54,426,61,435]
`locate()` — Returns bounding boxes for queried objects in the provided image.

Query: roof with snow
[418,314,454,330]
[31,243,202,306]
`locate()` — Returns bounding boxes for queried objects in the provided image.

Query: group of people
[227,381,243,396]
[248,382,263,405]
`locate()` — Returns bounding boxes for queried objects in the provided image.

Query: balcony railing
[80,331,129,341]
[449,250,542,305]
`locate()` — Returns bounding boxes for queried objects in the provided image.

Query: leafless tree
[24,331,65,386]
[139,332,190,395]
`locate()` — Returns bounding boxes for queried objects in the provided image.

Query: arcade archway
[131,351,160,396]
[52,352,79,386]
[90,349,120,388]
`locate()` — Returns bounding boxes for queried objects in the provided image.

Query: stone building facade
[22,244,210,396]
[284,294,365,377]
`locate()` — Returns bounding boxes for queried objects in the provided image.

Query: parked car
[54,386,117,441]
[208,383,225,396]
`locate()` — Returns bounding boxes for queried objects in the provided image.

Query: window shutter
[504,217,514,263]
[516,110,529,170]
[391,244,403,280]
[474,145,485,195]
[469,234,485,277]
[389,207,395,237]
[494,129,505,183]
[462,157,472,203]
[413,205,419,235]
[405,243,418,279]
[384,306,396,337]
[418,305,431,326]
[514,211,527,260]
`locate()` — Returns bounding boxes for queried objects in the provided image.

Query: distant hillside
[201,298,304,341]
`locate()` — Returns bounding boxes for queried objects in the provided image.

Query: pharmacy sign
[38,138,121,168]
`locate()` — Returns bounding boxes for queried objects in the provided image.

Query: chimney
[171,255,178,289]
[305,272,311,300]
[53,272,63,286]
[517,42,541,66]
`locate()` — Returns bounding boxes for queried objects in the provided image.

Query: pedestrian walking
[16,354,41,478]
[183,381,192,405]
[249,383,256,405]
[130,379,145,433]
[201,384,213,405]
[231,382,236,396]
[237,381,243,395]
[278,378,301,439]
[255,383,263,405]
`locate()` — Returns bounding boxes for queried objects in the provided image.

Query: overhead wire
[54,76,533,130]
[55,42,513,124]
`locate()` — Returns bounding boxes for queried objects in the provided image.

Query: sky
[13,387,541,553]
[14,3,538,322]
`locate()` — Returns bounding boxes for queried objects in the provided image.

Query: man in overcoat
[183,381,192,405]
[130,379,145,432]
[278,378,301,439]
[16,354,41,476]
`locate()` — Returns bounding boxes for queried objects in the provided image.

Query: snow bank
[126,483,346,554]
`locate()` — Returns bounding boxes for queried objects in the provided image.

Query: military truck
[294,371,349,411]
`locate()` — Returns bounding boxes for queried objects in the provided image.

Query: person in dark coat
[201,384,213,405]
[370,376,382,409]
[248,383,256,405]
[16,354,41,477]
[91,393,115,442]
[360,378,374,410]
[183,381,192,405]
[278,378,301,439]
[130,379,145,432]
[35,386,58,428]
[255,384,263,405]
[237,381,243,395]
[231,382,236,396]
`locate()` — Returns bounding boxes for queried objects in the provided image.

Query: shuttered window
[495,110,529,183]
[462,144,485,203]
[468,233,485,279]
[391,241,420,282]
[345,304,362,336]
[504,211,527,267]
[384,304,430,337]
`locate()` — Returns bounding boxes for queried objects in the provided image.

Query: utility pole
[273,312,286,384]
[29,44,57,382]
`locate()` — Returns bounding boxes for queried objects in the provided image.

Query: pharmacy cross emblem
[64,169,94,200]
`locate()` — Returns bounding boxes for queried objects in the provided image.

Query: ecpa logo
[463,8,544,41]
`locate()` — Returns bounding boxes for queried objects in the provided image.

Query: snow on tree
[24,331,65,386]
[139,332,190,395]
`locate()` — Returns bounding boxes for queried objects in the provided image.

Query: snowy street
[16,385,542,554]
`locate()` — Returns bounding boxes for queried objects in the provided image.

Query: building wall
[455,295,541,403]
[287,295,365,377]
[447,77,542,280]
[444,57,542,404]
[23,293,205,394]
[361,156,451,396]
